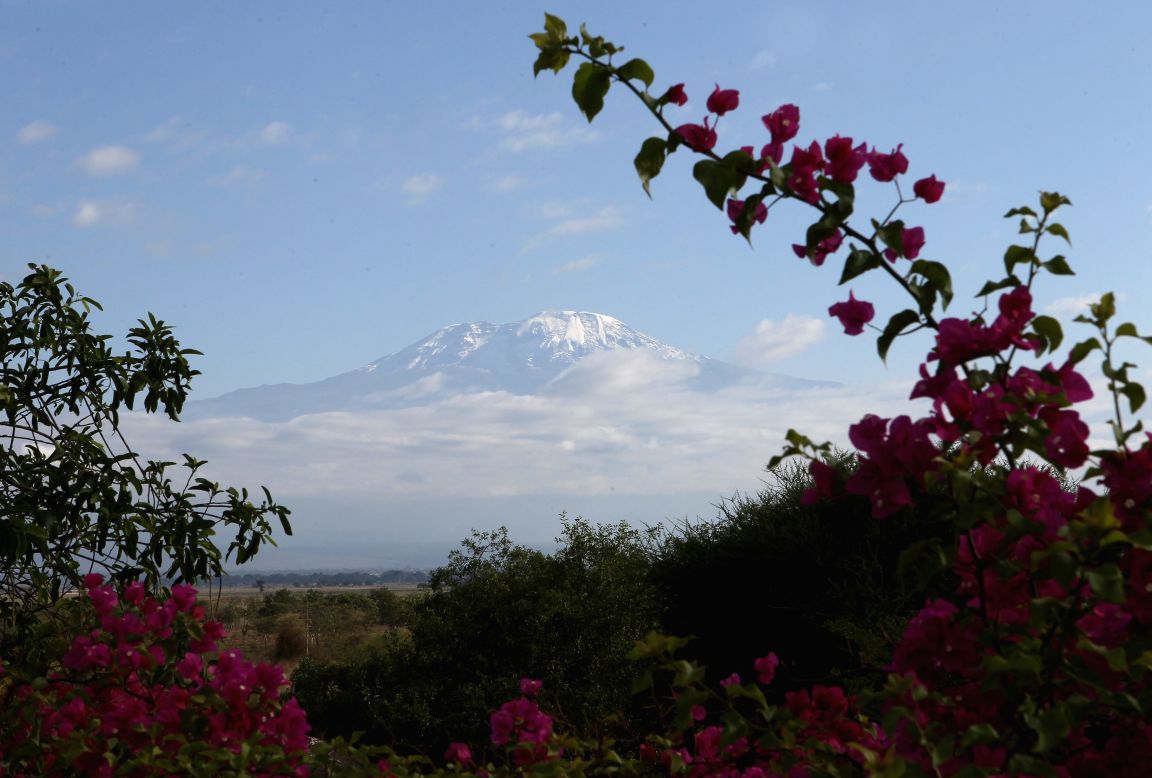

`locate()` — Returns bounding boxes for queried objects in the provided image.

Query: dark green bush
[649,459,955,697]
[293,516,660,750]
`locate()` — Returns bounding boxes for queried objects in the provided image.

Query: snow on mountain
[187,311,836,422]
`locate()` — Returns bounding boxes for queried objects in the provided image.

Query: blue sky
[4,2,1152,567]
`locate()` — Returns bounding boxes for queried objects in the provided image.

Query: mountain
[187,311,836,422]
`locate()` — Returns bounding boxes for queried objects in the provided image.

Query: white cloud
[554,254,604,274]
[142,116,207,149]
[77,145,139,176]
[209,165,266,188]
[550,206,623,235]
[734,315,826,366]
[750,50,777,70]
[945,181,992,195]
[1043,292,1110,318]
[492,174,523,192]
[401,173,443,204]
[476,110,599,152]
[17,121,58,144]
[72,199,139,228]
[124,377,915,503]
[259,121,293,145]
[811,81,834,92]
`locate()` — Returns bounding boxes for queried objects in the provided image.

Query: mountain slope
[187,311,835,422]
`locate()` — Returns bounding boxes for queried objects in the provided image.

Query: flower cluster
[530,15,1152,774]
[488,679,558,767]
[0,575,310,776]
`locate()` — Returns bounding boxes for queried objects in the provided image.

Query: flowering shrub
[528,13,1152,776]
[0,575,311,776]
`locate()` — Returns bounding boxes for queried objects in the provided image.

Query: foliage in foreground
[0,265,290,664]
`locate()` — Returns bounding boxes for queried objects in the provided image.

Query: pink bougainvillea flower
[754,652,779,685]
[445,742,473,764]
[824,135,868,184]
[801,460,838,505]
[867,144,909,182]
[519,677,543,696]
[793,230,844,267]
[674,117,717,152]
[760,140,784,165]
[828,291,874,335]
[691,704,707,721]
[661,82,688,106]
[706,84,739,115]
[762,104,800,143]
[787,140,826,204]
[726,197,768,234]
[720,672,741,688]
[913,174,946,203]
[884,226,926,261]
[1039,407,1090,468]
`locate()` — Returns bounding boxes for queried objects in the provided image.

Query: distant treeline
[216,570,430,589]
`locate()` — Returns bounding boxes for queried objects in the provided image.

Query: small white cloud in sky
[77,145,139,176]
[554,254,604,274]
[550,206,623,236]
[734,315,826,366]
[259,121,293,145]
[492,174,523,192]
[811,81,834,92]
[72,199,139,228]
[477,110,598,152]
[1044,291,1127,318]
[1044,293,1103,318]
[401,173,442,204]
[750,50,777,70]
[17,121,58,144]
[209,165,266,188]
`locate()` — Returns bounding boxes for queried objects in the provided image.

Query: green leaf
[1116,322,1139,338]
[634,137,667,197]
[732,194,765,243]
[976,277,1020,297]
[692,159,746,210]
[1023,703,1071,753]
[840,249,881,285]
[1090,292,1116,323]
[1029,315,1064,355]
[1086,563,1125,603]
[1039,191,1072,214]
[579,23,608,57]
[1042,255,1075,275]
[876,220,906,253]
[910,260,954,309]
[1004,205,1037,218]
[615,58,654,87]
[1067,337,1101,365]
[1121,382,1147,414]
[571,62,611,122]
[532,45,570,76]
[1003,244,1036,273]
[1046,222,1071,244]
[878,309,922,363]
[543,12,568,40]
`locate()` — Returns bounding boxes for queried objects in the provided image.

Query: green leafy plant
[0,264,290,662]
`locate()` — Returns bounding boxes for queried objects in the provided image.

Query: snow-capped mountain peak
[188,311,834,422]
